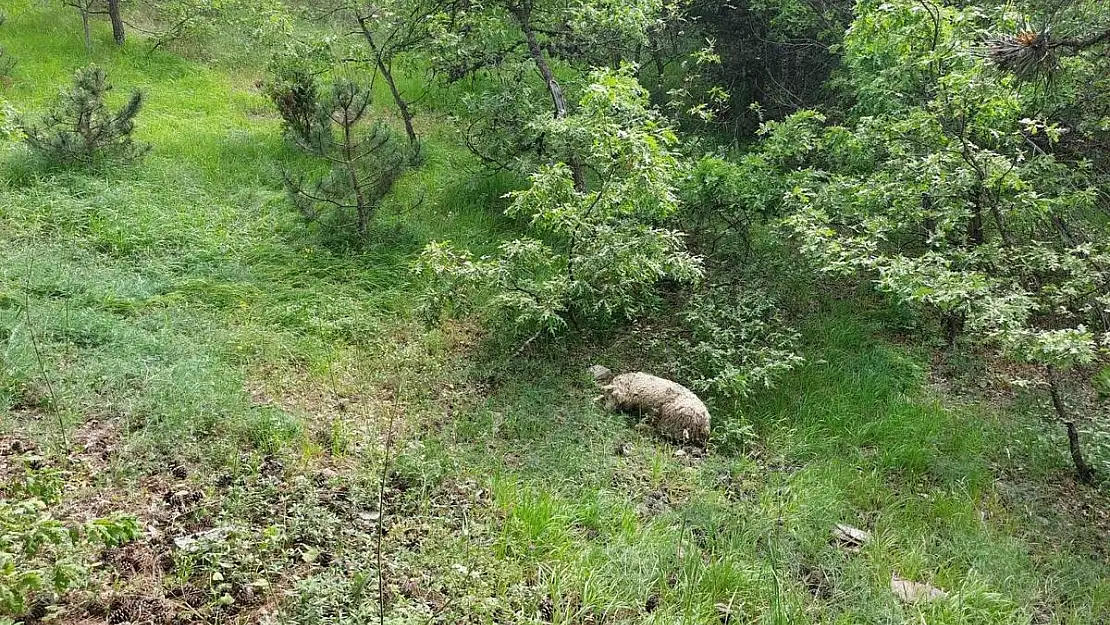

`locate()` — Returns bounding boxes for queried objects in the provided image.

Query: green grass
[1,3,1109,624]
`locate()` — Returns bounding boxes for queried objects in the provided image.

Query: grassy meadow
[1,2,1109,624]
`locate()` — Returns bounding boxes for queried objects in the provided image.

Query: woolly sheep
[597,370,711,445]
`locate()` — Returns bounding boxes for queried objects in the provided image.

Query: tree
[61,0,125,49]
[107,0,124,45]
[268,71,413,238]
[291,0,435,150]
[142,0,290,53]
[344,0,438,149]
[416,67,702,335]
[63,0,98,51]
[772,0,1110,483]
[22,65,149,167]
[426,0,662,182]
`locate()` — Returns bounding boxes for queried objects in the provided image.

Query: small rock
[173,526,234,551]
[891,573,948,603]
[832,524,871,551]
[674,449,687,458]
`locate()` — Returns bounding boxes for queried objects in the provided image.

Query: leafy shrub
[142,0,290,55]
[1,462,139,619]
[680,155,793,262]
[416,67,703,335]
[681,289,802,398]
[21,65,149,167]
[649,287,802,401]
[775,0,1110,482]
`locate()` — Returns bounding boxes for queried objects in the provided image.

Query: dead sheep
[595,369,711,445]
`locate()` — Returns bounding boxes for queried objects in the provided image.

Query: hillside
[2,1,1109,624]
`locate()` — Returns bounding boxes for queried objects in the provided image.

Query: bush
[268,68,413,238]
[21,65,149,167]
[650,287,803,400]
[415,67,702,335]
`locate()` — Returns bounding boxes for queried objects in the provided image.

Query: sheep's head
[587,364,614,383]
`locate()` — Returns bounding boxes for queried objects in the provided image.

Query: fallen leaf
[832,523,872,551]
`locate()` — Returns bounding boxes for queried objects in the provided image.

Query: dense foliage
[417,67,702,334]
[775,0,1110,480]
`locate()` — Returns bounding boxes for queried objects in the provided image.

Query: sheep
[593,368,711,446]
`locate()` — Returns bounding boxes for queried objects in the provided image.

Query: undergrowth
[0,3,1107,624]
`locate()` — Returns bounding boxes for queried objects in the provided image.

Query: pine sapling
[22,65,150,167]
[269,73,413,237]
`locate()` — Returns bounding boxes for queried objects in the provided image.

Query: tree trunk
[108,0,125,45]
[1047,368,1096,485]
[512,6,587,192]
[652,46,666,84]
[356,18,418,152]
[81,8,92,51]
[341,117,370,236]
[968,201,984,245]
[1065,421,1095,485]
[942,311,964,347]
[515,10,568,119]
[989,204,1013,246]
[377,58,417,151]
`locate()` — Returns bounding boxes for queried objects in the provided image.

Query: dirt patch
[69,418,123,473]
[998,472,1110,561]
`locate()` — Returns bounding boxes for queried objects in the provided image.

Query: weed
[0,465,139,620]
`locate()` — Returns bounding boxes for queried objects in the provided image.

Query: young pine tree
[269,71,413,238]
[22,65,149,167]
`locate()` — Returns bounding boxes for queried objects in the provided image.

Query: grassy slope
[1,4,1109,624]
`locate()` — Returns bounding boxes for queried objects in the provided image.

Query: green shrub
[268,67,414,238]
[1,463,139,619]
[21,65,149,167]
[415,67,702,335]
